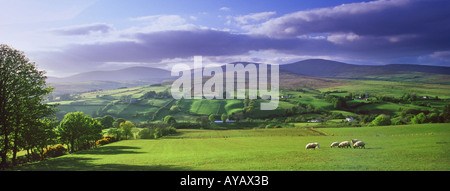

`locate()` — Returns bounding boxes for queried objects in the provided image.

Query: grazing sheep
[338,141,351,148]
[330,142,339,148]
[305,142,320,150]
[350,139,359,145]
[353,141,365,149]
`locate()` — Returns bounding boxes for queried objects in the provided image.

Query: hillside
[280,59,450,84]
[47,60,450,96]
[47,66,175,83]
[48,78,450,124]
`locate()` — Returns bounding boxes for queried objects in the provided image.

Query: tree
[221,113,228,122]
[120,121,135,140]
[106,128,122,140]
[411,112,427,124]
[209,114,217,123]
[57,112,102,153]
[169,105,180,113]
[164,115,177,126]
[20,118,57,164]
[428,113,439,123]
[196,117,210,129]
[442,104,450,123]
[142,91,156,98]
[115,118,126,126]
[306,104,315,113]
[100,115,114,129]
[372,114,391,126]
[0,44,56,168]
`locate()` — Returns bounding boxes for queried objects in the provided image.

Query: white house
[345,117,355,122]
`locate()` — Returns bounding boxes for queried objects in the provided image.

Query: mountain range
[48,59,450,84]
[47,59,450,95]
[47,66,175,83]
[279,59,450,78]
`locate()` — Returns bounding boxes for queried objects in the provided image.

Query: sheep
[305,142,320,150]
[330,142,339,148]
[350,139,359,145]
[353,141,365,149]
[338,141,351,148]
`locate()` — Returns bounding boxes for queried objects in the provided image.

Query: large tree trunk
[0,133,9,169]
[70,139,75,153]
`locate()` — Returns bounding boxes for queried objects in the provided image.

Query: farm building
[307,119,326,123]
[346,117,355,122]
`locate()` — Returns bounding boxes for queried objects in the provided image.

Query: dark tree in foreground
[0,44,56,168]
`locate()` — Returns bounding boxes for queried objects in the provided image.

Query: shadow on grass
[15,157,192,171]
[13,145,193,171]
[76,146,144,155]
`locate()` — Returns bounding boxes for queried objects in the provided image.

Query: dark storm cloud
[41,0,450,75]
[250,0,450,38]
[48,29,339,63]
[250,0,450,59]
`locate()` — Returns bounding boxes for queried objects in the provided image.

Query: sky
[1,0,449,77]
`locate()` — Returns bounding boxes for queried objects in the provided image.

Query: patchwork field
[15,123,450,171]
[320,80,450,99]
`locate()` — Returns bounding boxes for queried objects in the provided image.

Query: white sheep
[353,141,365,149]
[305,142,320,150]
[330,142,339,148]
[338,141,351,148]
[351,139,359,145]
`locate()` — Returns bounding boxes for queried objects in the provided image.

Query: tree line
[0,45,144,168]
[0,45,57,168]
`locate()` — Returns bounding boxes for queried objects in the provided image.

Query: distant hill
[381,64,450,75]
[47,60,450,96]
[47,66,175,83]
[279,59,450,84]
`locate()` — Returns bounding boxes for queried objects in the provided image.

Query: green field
[49,78,450,126]
[320,80,450,99]
[15,123,450,171]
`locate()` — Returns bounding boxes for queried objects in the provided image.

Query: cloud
[225,11,277,28]
[430,51,450,61]
[248,0,410,38]
[52,23,113,36]
[130,14,186,24]
[38,28,328,74]
[35,0,450,76]
[248,0,450,40]
[233,11,276,25]
[128,14,196,33]
[219,7,231,11]
[244,0,450,59]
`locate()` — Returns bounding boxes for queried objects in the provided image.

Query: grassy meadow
[15,123,450,171]
[35,76,450,171]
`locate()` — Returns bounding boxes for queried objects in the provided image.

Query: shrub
[104,135,116,143]
[154,127,163,139]
[166,126,177,135]
[372,114,391,126]
[153,126,177,138]
[79,142,95,150]
[43,145,67,158]
[138,128,155,139]
[27,152,43,162]
[96,135,117,146]
[96,138,109,146]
